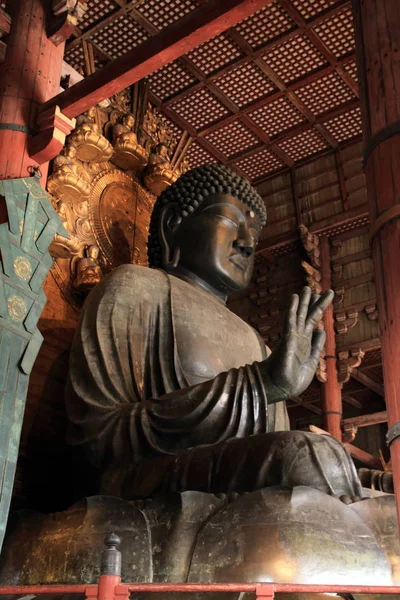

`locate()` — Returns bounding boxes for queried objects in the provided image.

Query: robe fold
[66,264,362,500]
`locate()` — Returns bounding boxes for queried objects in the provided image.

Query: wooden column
[353,0,400,525]
[320,236,342,440]
[0,0,65,182]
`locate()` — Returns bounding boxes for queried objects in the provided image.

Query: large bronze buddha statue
[1,165,399,588]
[66,164,361,501]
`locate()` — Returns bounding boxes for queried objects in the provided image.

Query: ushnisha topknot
[147,163,267,268]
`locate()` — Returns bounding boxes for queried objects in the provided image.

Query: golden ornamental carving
[111,114,148,171]
[47,92,192,307]
[13,256,32,281]
[89,169,154,268]
[73,245,103,294]
[47,145,91,202]
[7,295,26,322]
[144,142,179,196]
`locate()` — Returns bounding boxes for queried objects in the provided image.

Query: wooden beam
[39,0,274,119]
[0,7,11,36]
[342,411,387,429]
[342,394,362,409]
[351,368,384,396]
[343,443,382,468]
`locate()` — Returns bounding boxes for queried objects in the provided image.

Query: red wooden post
[320,236,342,440]
[352,0,400,528]
[0,0,65,182]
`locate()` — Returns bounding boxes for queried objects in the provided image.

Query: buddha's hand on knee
[259,286,334,403]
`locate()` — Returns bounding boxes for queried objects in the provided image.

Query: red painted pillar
[353,0,400,527]
[320,236,342,440]
[0,0,65,182]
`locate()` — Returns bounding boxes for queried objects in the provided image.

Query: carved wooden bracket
[301,260,322,294]
[331,263,343,283]
[0,7,11,63]
[249,285,277,306]
[342,423,358,443]
[316,355,327,383]
[333,285,345,306]
[299,224,320,268]
[337,348,365,384]
[335,308,358,335]
[29,106,76,164]
[365,303,378,321]
[330,238,342,257]
[48,1,87,46]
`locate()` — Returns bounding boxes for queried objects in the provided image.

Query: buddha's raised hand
[259,286,334,403]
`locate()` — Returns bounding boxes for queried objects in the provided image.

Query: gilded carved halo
[88,169,155,269]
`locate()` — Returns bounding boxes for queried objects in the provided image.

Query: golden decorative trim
[7,295,26,322]
[13,256,32,281]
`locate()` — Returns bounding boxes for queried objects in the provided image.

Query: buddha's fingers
[296,286,312,331]
[309,329,327,369]
[304,289,334,336]
[283,293,299,337]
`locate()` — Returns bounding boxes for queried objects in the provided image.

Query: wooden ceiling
[63,0,361,184]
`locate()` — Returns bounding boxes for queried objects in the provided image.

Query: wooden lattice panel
[323,106,362,142]
[277,128,328,160]
[314,5,355,58]
[79,0,117,31]
[214,62,276,108]
[295,71,355,115]
[185,142,217,168]
[147,61,197,101]
[64,44,85,73]
[262,34,327,84]
[170,87,230,131]
[134,0,198,31]
[205,121,260,159]
[234,148,284,181]
[186,34,243,75]
[91,14,149,59]
[235,1,295,49]
[248,96,306,137]
[362,348,381,366]
[343,59,359,83]
[290,0,342,20]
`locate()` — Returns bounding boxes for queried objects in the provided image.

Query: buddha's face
[124,115,134,128]
[165,194,263,295]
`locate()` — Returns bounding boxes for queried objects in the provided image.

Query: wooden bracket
[337,348,365,384]
[299,224,320,268]
[335,308,358,335]
[333,285,345,305]
[301,260,322,294]
[29,106,76,164]
[365,303,378,321]
[342,423,358,443]
[48,1,87,46]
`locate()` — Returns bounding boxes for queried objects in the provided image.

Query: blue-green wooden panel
[0,175,64,553]
[29,252,53,293]
[21,193,38,254]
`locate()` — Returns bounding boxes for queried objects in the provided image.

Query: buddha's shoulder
[93,265,168,301]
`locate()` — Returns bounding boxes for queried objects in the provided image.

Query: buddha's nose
[233,238,254,258]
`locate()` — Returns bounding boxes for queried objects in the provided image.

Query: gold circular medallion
[14,256,32,281]
[7,295,26,322]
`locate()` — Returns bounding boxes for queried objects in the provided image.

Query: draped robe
[66,265,362,499]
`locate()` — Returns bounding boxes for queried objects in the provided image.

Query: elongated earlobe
[159,204,182,269]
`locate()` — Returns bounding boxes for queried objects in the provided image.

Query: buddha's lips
[229,254,248,271]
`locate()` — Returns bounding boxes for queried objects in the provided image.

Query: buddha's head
[147,164,267,297]
[156,142,169,158]
[123,114,135,129]
[86,107,97,120]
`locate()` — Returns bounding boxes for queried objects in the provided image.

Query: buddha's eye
[215,215,239,228]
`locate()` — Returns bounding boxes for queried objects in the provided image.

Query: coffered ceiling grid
[64,0,361,182]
